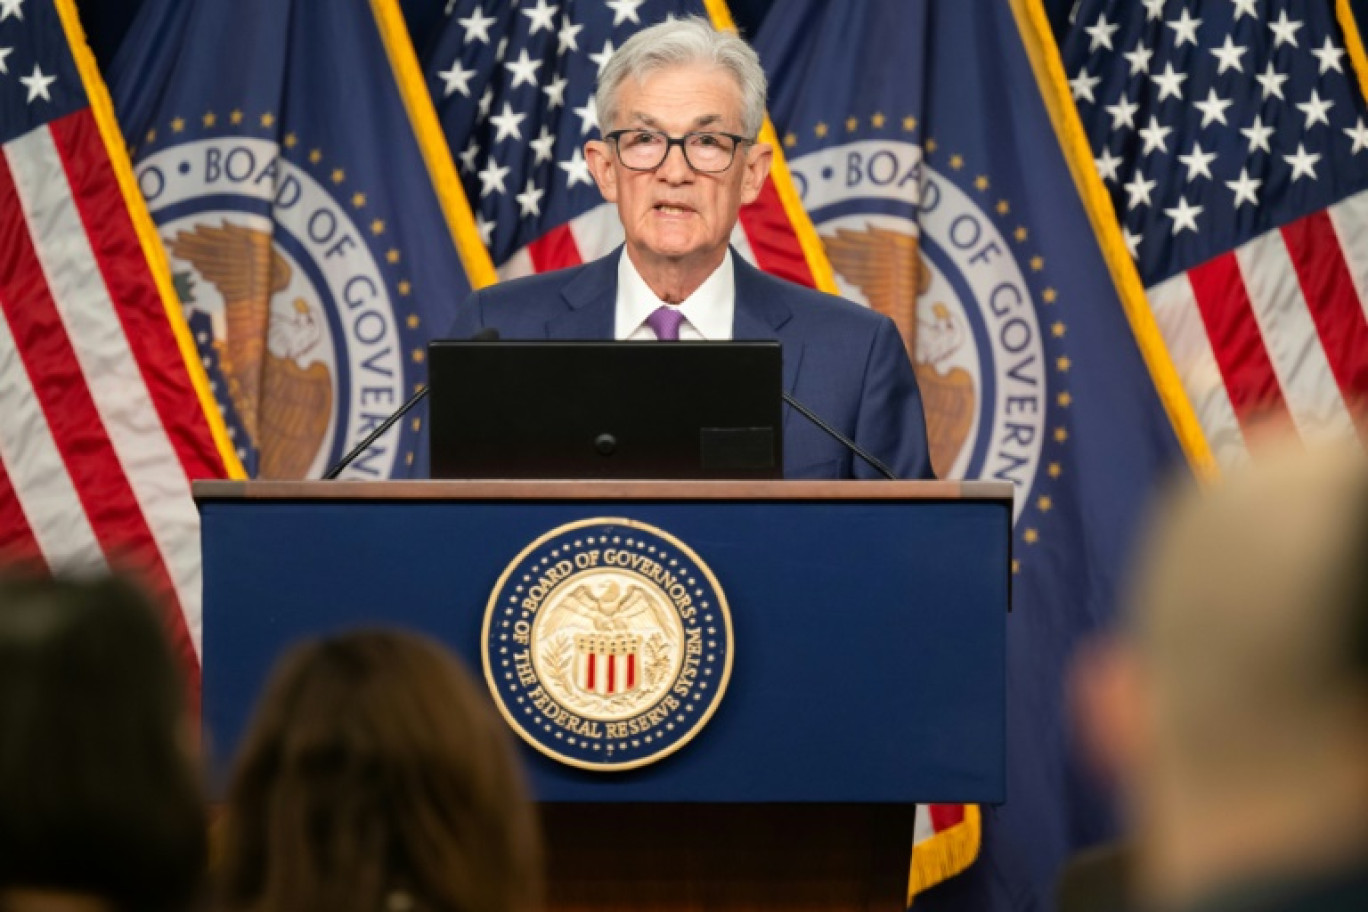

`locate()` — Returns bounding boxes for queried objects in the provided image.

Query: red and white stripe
[0,303,107,574]
[0,108,232,680]
[575,648,638,696]
[1147,190,1368,464]
[912,803,965,844]
[1327,193,1368,326]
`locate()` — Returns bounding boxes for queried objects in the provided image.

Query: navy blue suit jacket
[449,249,933,479]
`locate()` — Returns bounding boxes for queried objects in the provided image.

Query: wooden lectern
[195,479,1010,912]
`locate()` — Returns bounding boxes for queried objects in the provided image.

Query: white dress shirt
[614,249,735,341]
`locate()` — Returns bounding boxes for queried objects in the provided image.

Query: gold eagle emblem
[558,580,672,633]
[169,221,333,479]
[822,224,976,478]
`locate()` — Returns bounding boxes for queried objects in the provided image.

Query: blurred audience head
[219,629,542,912]
[0,574,206,912]
[1073,442,1368,909]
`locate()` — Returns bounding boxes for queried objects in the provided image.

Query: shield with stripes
[574,632,643,697]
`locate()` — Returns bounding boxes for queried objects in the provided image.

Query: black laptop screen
[427,340,782,479]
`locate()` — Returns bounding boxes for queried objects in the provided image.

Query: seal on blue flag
[134,130,417,480]
[482,518,733,771]
[787,136,1053,518]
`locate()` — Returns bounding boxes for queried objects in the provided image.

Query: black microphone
[781,391,898,480]
[322,327,499,480]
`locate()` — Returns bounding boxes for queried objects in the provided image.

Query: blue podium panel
[197,480,1009,804]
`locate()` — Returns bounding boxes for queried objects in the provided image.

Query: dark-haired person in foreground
[0,575,207,912]
[218,629,541,912]
[450,17,932,480]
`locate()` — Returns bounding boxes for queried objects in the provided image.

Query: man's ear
[738,141,773,207]
[585,140,618,203]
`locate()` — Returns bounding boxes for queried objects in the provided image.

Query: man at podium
[448,17,933,480]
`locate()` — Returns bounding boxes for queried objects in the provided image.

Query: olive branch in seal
[644,633,670,689]
[541,637,576,696]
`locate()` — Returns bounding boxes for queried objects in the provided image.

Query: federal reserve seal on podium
[482,518,734,771]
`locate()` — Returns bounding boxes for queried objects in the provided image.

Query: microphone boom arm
[322,327,500,480]
[322,385,428,480]
[781,391,898,481]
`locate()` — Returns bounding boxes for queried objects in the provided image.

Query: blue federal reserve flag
[107,0,493,479]
[755,1,1190,908]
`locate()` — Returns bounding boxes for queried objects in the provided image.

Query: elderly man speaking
[450,17,932,480]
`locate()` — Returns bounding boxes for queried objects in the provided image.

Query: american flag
[0,0,237,683]
[1062,0,1368,465]
[420,0,831,287]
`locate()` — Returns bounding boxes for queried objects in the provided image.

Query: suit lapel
[732,256,804,430]
[545,249,619,340]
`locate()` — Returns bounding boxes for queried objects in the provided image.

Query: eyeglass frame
[601,129,755,173]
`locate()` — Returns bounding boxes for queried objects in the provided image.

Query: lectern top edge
[192,478,1014,504]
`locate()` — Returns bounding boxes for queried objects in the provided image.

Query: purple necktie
[645,305,685,341]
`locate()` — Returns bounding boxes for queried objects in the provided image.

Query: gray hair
[595,16,768,139]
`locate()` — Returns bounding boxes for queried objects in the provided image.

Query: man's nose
[656,141,694,182]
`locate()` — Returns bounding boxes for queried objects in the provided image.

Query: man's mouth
[654,202,694,215]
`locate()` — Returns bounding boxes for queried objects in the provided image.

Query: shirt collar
[616,248,735,340]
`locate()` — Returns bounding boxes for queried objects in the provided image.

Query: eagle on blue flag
[107,0,493,480]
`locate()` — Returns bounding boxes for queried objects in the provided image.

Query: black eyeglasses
[603,129,752,173]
